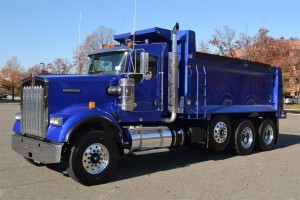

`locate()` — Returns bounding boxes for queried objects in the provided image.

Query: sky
[0,0,299,69]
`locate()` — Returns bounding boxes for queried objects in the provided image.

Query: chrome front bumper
[11,134,63,164]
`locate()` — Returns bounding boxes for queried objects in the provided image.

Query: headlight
[49,117,63,126]
[15,112,21,120]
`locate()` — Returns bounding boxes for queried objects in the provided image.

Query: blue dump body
[11,24,285,185]
[186,54,283,118]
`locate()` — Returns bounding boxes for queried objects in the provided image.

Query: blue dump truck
[12,23,285,185]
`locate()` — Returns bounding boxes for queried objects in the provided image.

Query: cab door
[118,44,166,123]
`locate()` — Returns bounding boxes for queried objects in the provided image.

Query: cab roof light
[125,39,134,47]
[102,44,117,49]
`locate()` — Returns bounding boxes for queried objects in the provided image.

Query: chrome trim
[160,43,167,111]
[241,127,254,149]
[120,78,135,111]
[49,116,63,126]
[11,134,62,164]
[263,124,274,145]
[162,23,179,123]
[82,143,109,175]
[127,126,173,152]
[213,122,228,144]
[20,77,48,138]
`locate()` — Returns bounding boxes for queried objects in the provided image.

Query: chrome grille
[21,86,46,138]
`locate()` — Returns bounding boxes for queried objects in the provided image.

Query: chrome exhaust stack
[162,22,179,123]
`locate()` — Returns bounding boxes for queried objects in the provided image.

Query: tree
[73,25,115,74]
[198,40,211,53]
[0,56,24,99]
[238,30,297,95]
[27,64,43,74]
[205,26,299,95]
[73,45,89,74]
[45,58,73,74]
[209,26,238,57]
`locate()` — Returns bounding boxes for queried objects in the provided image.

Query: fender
[46,105,122,143]
[13,120,21,133]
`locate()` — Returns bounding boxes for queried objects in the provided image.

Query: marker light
[127,42,133,47]
[103,44,116,49]
[89,101,96,109]
[50,117,63,126]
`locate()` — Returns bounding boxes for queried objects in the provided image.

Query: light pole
[40,63,45,74]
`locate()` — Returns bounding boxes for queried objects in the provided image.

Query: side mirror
[140,52,149,75]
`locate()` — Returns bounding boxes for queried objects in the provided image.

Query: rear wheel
[209,115,232,151]
[256,119,276,151]
[66,130,118,185]
[233,120,256,155]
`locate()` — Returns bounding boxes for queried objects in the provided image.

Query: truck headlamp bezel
[15,112,21,120]
[49,117,63,126]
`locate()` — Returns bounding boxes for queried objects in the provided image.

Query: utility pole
[40,63,45,74]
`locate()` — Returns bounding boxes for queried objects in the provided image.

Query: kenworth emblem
[63,89,81,93]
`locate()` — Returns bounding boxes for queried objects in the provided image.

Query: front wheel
[66,130,118,185]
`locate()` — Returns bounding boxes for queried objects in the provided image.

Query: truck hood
[37,74,119,116]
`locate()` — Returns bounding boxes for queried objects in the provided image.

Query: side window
[149,56,157,76]
[131,54,157,76]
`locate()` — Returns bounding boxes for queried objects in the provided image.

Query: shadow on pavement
[45,133,300,184]
[46,147,233,182]
[275,133,300,149]
[0,99,21,104]
[111,148,231,183]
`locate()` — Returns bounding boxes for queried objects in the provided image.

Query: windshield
[87,51,128,75]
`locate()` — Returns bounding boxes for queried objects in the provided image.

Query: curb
[285,109,300,114]
[0,100,21,104]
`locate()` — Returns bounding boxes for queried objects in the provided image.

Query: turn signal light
[89,101,96,109]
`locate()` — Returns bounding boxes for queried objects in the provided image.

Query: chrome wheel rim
[263,125,274,145]
[241,127,253,149]
[213,122,228,143]
[82,143,109,175]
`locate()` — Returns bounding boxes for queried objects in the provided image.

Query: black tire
[209,115,232,151]
[256,119,276,151]
[66,130,118,185]
[233,120,256,155]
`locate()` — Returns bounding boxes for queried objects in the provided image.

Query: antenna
[78,11,82,74]
[133,0,136,33]
[122,13,124,33]
[133,0,137,70]
[78,11,82,46]
[133,0,137,49]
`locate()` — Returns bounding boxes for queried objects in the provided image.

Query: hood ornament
[29,73,35,88]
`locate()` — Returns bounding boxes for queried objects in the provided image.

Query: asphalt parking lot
[0,103,299,200]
